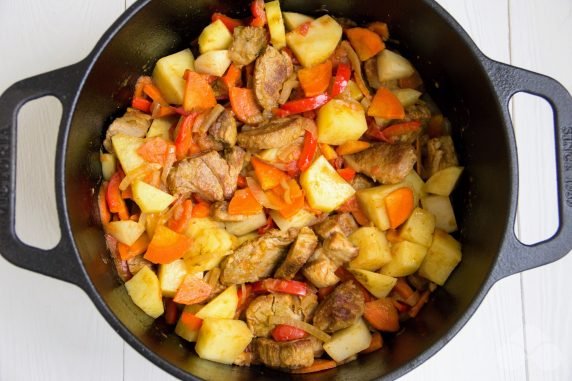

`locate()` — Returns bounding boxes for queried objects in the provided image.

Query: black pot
[1,0,571,380]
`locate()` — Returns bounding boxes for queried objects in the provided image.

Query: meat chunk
[237,116,311,150]
[229,26,267,67]
[351,174,375,191]
[424,135,459,178]
[364,58,382,89]
[322,232,359,266]
[246,293,317,337]
[254,46,293,111]
[313,281,365,333]
[274,227,318,280]
[344,142,416,184]
[210,109,237,147]
[220,228,298,285]
[404,101,432,122]
[103,108,151,152]
[195,134,223,152]
[302,249,340,289]
[167,147,245,201]
[314,213,358,239]
[254,338,314,369]
[211,201,248,222]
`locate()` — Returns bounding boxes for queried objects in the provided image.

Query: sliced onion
[119,163,161,191]
[342,41,371,100]
[269,316,331,342]
[207,267,221,289]
[161,145,176,185]
[246,177,281,210]
[279,75,299,105]
[200,104,225,134]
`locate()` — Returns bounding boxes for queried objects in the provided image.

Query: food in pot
[97,0,464,373]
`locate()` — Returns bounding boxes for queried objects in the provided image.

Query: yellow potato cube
[418,230,462,285]
[146,117,175,140]
[377,49,415,81]
[403,169,426,205]
[349,227,391,271]
[317,99,368,146]
[132,180,175,214]
[111,134,145,174]
[100,152,116,180]
[199,20,233,54]
[356,183,407,231]
[124,266,164,318]
[286,15,342,68]
[350,269,397,298]
[270,208,318,231]
[225,212,268,236]
[195,318,253,364]
[424,166,464,196]
[105,220,145,246]
[282,12,313,30]
[323,318,371,362]
[265,1,286,49]
[421,195,458,233]
[397,207,436,247]
[392,88,422,107]
[152,49,195,105]
[380,240,428,277]
[174,304,203,342]
[195,285,238,320]
[194,50,232,77]
[158,259,188,297]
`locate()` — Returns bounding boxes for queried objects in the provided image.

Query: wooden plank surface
[0,0,570,380]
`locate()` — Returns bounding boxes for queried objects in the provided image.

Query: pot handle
[486,59,572,278]
[0,62,87,287]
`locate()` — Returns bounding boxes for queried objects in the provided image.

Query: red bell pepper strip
[175,113,198,160]
[143,83,170,106]
[250,0,266,27]
[272,324,309,342]
[212,12,243,32]
[330,63,351,97]
[251,279,308,296]
[366,122,391,143]
[382,121,422,142]
[106,171,129,220]
[274,93,330,117]
[337,167,356,182]
[257,216,275,235]
[297,130,318,172]
[222,63,242,89]
[131,97,152,113]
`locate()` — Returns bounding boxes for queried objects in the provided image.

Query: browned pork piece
[254,46,293,111]
[228,26,267,67]
[209,109,237,147]
[314,213,358,239]
[254,338,314,369]
[167,147,245,202]
[246,293,317,337]
[351,174,375,191]
[220,228,298,285]
[322,232,359,266]
[313,281,365,333]
[103,108,151,152]
[424,135,459,178]
[344,142,416,184]
[302,249,340,289]
[364,58,382,89]
[237,116,311,150]
[274,227,318,280]
[404,101,432,122]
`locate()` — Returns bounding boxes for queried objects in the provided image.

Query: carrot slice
[143,83,170,106]
[364,298,400,332]
[251,157,290,191]
[346,27,385,61]
[173,275,212,305]
[267,179,304,219]
[336,167,356,183]
[117,233,150,261]
[393,278,415,300]
[298,60,333,97]
[228,188,263,215]
[361,332,383,354]
[229,87,263,123]
[336,140,371,156]
[384,187,414,229]
[167,200,194,233]
[222,63,242,89]
[191,199,211,218]
[183,70,217,112]
[137,137,169,165]
[144,225,192,264]
[367,87,405,119]
[409,290,431,318]
[291,359,337,374]
[180,311,203,331]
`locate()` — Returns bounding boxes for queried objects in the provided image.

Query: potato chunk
[350,269,397,298]
[158,259,188,297]
[195,285,238,320]
[199,19,233,54]
[265,1,286,49]
[111,134,145,174]
[349,227,391,271]
[146,117,174,140]
[152,49,195,105]
[282,12,313,30]
[300,156,355,212]
[377,49,415,81]
[356,183,408,231]
[397,207,436,247]
[175,304,203,342]
[317,99,368,146]
[195,318,253,364]
[106,220,145,246]
[424,166,464,196]
[418,230,462,285]
[132,180,175,214]
[380,240,428,277]
[421,195,458,233]
[270,208,318,231]
[225,212,268,236]
[286,15,342,68]
[125,266,164,318]
[194,50,232,77]
[323,318,371,362]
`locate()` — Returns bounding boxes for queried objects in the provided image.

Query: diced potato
[184,227,236,273]
[194,50,232,77]
[402,170,426,206]
[418,230,462,285]
[256,148,279,163]
[195,318,253,364]
[349,227,391,271]
[175,304,203,342]
[106,220,145,246]
[300,156,355,212]
[424,166,464,196]
[317,99,368,146]
[199,19,233,54]
[421,195,457,233]
[152,49,195,105]
[132,180,175,214]
[158,259,188,297]
[146,117,174,140]
[195,285,238,320]
[100,152,116,180]
[397,208,435,247]
[111,134,145,174]
[350,269,397,298]
[323,318,371,362]
[356,183,409,231]
[392,88,422,107]
[282,12,313,30]
[380,240,428,277]
[347,80,364,101]
[225,212,267,236]
[265,1,286,49]
[235,232,259,247]
[377,49,415,81]
[270,208,318,231]
[124,266,164,318]
[184,217,225,239]
[286,15,342,68]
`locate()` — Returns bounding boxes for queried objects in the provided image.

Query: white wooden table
[1,0,570,380]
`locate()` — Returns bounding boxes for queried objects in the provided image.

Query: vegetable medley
[98,0,464,373]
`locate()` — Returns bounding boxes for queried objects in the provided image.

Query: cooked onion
[207,267,221,289]
[246,177,281,210]
[269,316,331,342]
[279,74,299,105]
[200,104,225,134]
[342,41,371,100]
[119,163,161,191]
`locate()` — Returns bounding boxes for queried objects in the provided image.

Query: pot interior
[65,0,513,379]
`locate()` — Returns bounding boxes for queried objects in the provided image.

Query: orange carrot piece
[183,70,217,112]
[191,199,211,218]
[364,298,400,332]
[137,137,169,165]
[180,311,203,331]
[143,83,170,106]
[229,87,263,123]
[251,157,290,191]
[144,225,192,264]
[107,171,130,220]
[408,290,431,318]
[98,182,111,225]
[367,87,405,119]
[319,143,338,161]
[393,278,414,300]
[384,187,414,229]
[228,188,263,215]
[337,167,356,182]
[222,63,242,89]
[336,140,371,156]
[297,60,333,97]
[173,275,213,305]
[346,28,385,61]
[134,76,153,99]
[117,233,150,261]
[267,179,304,219]
[168,200,194,233]
[367,22,390,41]
[290,359,337,374]
[361,332,384,354]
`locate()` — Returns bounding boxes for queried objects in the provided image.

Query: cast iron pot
[1,0,572,379]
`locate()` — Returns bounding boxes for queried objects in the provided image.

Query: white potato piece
[175,304,203,342]
[397,207,436,247]
[111,134,145,174]
[146,117,174,140]
[270,208,318,231]
[225,212,268,236]
[132,180,175,214]
[199,20,233,54]
[356,183,408,231]
[286,15,342,68]
[158,259,188,297]
[184,217,225,239]
[424,166,464,196]
[317,99,368,146]
[282,12,313,30]
[106,220,145,246]
[349,227,391,271]
[100,152,116,180]
[124,266,164,318]
[195,318,253,364]
[323,318,372,362]
[350,269,397,298]
[194,50,232,77]
[392,88,422,107]
[377,49,415,81]
[195,285,238,320]
[421,195,458,233]
[418,230,462,285]
[402,170,426,205]
[152,49,195,105]
[380,240,428,277]
[300,156,355,212]
[265,1,286,49]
